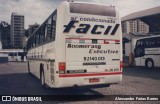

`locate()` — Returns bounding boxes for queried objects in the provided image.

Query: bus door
[134,40,145,66]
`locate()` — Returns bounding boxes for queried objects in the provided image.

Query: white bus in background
[134,35,160,68]
[8,51,25,62]
[0,53,8,63]
[26,1,122,88]
[0,49,26,62]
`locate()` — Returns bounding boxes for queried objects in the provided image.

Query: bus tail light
[59,62,66,74]
[120,61,123,71]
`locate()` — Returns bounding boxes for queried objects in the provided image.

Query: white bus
[134,35,160,68]
[26,1,123,88]
[0,49,26,62]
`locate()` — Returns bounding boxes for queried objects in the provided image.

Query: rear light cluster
[59,62,66,74]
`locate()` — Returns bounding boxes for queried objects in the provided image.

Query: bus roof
[137,35,160,40]
[27,1,117,41]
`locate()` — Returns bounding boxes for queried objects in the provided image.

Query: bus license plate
[89,78,100,83]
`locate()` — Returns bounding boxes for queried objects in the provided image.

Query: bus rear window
[70,3,116,17]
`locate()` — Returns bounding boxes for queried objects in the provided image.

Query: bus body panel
[53,75,122,88]
[27,1,122,88]
[56,3,122,87]
[135,57,141,66]
[65,43,120,72]
[27,40,56,85]
[135,55,160,67]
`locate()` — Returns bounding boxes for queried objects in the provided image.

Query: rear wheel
[40,69,49,88]
[27,62,31,74]
[40,70,45,87]
[145,59,154,69]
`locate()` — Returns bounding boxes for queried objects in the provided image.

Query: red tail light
[59,62,66,74]
[120,61,123,71]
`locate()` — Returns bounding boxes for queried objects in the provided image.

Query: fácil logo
[63,20,119,35]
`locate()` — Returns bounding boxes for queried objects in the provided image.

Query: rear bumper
[50,73,122,88]
[75,83,111,89]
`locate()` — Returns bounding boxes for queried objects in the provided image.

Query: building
[122,19,149,34]
[0,21,11,49]
[27,23,39,37]
[10,12,24,49]
[123,33,148,57]
[23,23,39,49]
[122,6,160,33]
[122,19,150,57]
[121,6,160,65]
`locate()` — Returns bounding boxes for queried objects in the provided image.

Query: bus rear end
[56,2,122,88]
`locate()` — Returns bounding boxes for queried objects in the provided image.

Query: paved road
[0,62,160,104]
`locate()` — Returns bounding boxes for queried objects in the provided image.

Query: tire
[27,62,31,74]
[40,69,49,88]
[145,59,154,69]
[40,70,45,87]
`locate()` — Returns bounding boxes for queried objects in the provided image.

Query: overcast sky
[0,0,160,29]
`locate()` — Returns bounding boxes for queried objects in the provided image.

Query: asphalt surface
[0,62,160,104]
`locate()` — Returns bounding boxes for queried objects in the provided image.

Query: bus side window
[33,34,36,47]
[155,37,160,47]
[30,39,31,49]
[157,37,160,47]
[38,29,41,45]
[145,39,149,48]
[9,53,12,56]
[27,39,29,49]
[31,36,34,48]
[39,27,42,44]
[136,40,140,47]
[52,12,57,41]
[142,39,146,47]
[140,40,144,47]
[151,38,155,47]
[148,40,152,48]
[40,24,46,43]
[35,31,40,46]
[46,17,52,41]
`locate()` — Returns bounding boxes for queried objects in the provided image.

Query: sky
[0,0,160,29]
